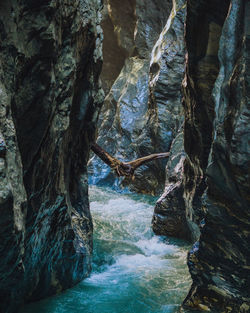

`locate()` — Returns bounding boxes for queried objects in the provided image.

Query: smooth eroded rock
[183,0,250,311]
[89,0,187,195]
[0,1,103,312]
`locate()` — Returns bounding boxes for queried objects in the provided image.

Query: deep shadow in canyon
[0,0,249,313]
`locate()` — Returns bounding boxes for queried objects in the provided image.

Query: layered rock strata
[0,1,103,312]
[182,0,250,311]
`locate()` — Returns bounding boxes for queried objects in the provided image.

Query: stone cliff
[153,0,250,311]
[90,0,250,311]
[89,0,178,195]
[182,0,250,311]
[0,0,249,312]
[153,0,231,241]
[0,1,103,312]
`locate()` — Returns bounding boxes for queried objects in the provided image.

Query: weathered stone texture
[150,0,190,238]
[100,0,135,93]
[152,132,190,239]
[182,0,231,240]
[100,0,174,94]
[89,0,187,195]
[0,1,103,312]
[183,0,250,311]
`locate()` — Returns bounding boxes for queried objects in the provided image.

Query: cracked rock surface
[89,0,186,195]
[0,1,103,312]
[182,0,250,311]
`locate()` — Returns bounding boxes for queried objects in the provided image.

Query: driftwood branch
[91,142,169,178]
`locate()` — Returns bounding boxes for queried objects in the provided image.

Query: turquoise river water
[21,186,192,313]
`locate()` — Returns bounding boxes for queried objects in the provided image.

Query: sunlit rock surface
[0,0,249,312]
[100,0,173,94]
[89,0,187,195]
[182,0,250,311]
[150,0,189,238]
[0,1,103,312]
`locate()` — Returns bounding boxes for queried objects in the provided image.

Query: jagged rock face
[150,0,191,238]
[100,0,135,93]
[0,1,103,312]
[134,0,173,59]
[89,0,188,195]
[90,56,160,194]
[100,0,173,94]
[153,0,230,242]
[152,132,190,239]
[183,0,250,311]
[182,0,231,238]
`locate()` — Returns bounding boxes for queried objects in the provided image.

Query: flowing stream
[21,186,191,313]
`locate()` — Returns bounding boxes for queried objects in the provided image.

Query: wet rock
[183,0,250,311]
[150,0,190,238]
[147,0,186,160]
[182,0,231,237]
[152,132,192,240]
[134,0,173,58]
[100,0,173,94]
[89,56,163,194]
[0,1,103,312]
[89,0,187,195]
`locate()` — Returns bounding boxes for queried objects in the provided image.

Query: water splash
[21,186,191,313]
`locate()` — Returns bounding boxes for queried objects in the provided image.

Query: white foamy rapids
[134,237,179,256]
[88,186,188,287]
[20,186,191,313]
[91,198,153,221]
[90,190,155,242]
[114,253,170,271]
[86,253,170,286]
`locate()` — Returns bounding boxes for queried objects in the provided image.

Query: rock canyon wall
[182,1,250,311]
[0,1,103,312]
[89,0,182,195]
[91,0,250,311]
[0,0,249,312]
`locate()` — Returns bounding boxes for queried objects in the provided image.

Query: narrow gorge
[0,1,249,313]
